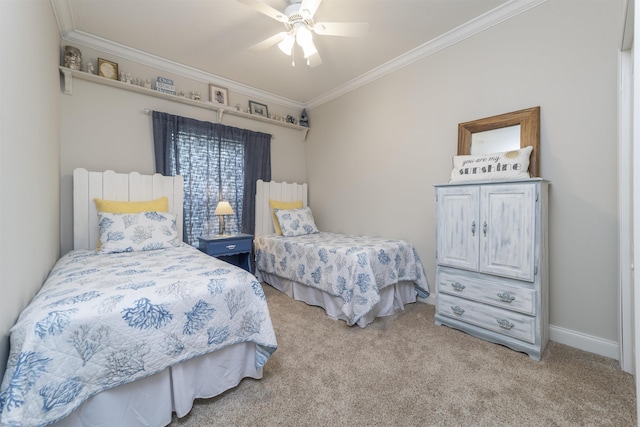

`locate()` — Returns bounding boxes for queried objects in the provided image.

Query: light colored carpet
[169,284,636,426]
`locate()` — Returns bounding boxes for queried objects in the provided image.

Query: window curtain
[152,111,271,245]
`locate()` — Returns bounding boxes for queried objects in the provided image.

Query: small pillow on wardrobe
[449,146,533,183]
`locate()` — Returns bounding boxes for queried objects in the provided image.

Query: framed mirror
[458,106,540,177]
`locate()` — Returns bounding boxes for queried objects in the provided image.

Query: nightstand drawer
[198,234,254,273]
[202,238,251,256]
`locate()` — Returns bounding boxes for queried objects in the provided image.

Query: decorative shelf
[59,67,310,140]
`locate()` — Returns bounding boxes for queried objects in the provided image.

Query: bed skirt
[51,341,262,427]
[260,271,419,327]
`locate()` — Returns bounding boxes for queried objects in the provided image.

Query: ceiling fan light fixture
[301,39,317,58]
[277,33,295,55]
[295,25,312,45]
[295,25,317,58]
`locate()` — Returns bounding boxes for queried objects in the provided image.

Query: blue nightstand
[198,233,253,273]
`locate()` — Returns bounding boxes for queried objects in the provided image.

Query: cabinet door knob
[497,292,515,303]
[451,282,465,292]
[471,221,476,236]
[496,318,514,329]
[451,306,465,316]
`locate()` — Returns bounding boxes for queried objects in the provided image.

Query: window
[152,112,271,246]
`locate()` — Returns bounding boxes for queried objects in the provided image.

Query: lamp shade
[214,201,234,216]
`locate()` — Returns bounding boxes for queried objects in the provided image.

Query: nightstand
[198,233,253,273]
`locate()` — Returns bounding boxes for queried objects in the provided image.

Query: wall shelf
[59,67,310,140]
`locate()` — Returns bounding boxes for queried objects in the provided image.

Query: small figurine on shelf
[119,72,126,82]
[286,115,297,124]
[144,79,152,89]
[63,46,82,70]
[85,61,94,75]
[236,103,241,111]
[300,108,309,127]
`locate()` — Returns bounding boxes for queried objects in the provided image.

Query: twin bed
[0,169,277,427]
[0,171,429,427]
[253,179,429,328]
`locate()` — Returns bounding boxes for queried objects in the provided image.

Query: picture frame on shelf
[249,100,269,118]
[97,58,118,80]
[209,84,228,105]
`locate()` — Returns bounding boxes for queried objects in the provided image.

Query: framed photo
[209,84,228,105]
[249,100,269,118]
[97,58,118,80]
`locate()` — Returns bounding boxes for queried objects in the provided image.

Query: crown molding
[305,0,547,109]
[51,0,546,110]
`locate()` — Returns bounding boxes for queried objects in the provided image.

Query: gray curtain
[152,111,271,244]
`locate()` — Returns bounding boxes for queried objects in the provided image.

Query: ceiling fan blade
[236,0,288,23]
[312,22,369,37]
[299,0,322,19]
[249,31,288,51]
[306,52,323,67]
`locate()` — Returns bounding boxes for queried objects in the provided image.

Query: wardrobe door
[436,186,479,272]
[479,183,536,281]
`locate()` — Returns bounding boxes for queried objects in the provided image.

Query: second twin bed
[253,179,430,328]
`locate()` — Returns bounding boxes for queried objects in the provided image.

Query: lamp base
[218,215,226,235]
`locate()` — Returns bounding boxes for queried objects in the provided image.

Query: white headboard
[73,168,184,250]
[255,179,308,237]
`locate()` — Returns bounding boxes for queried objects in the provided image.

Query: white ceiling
[53,0,543,107]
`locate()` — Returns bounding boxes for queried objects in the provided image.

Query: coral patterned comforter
[0,244,277,427]
[254,232,429,325]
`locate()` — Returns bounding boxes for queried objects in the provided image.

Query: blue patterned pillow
[274,206,319,237]
[98,211,180,253]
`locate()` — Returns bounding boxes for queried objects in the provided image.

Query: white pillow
[98,211,180,253]
[274,206,319,237]
[449,146,533,183]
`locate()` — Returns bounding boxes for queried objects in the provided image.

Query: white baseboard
[549,324,619,360]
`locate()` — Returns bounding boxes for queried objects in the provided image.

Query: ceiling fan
[237,0,368,67]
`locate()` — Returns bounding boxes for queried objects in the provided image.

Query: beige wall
[0,0,61,374]
[306,0,622,349]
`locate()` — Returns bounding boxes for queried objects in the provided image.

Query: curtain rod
[144,108,275,139]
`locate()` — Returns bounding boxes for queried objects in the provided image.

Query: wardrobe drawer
[437,269,535,315]
[438,293,536,344]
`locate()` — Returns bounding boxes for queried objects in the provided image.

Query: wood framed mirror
[458,106,540,177]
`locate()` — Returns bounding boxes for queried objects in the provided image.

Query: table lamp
[214,200,234,235]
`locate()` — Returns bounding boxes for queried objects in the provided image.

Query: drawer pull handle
[497,292,515,303]
[451,306,465,316]
[471,221,476,236]
[226,244,236,250]
[496,318,514,330]
[483,221,487,237]
[451,282,465,292]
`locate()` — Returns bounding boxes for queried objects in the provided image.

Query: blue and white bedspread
[254,232,429,325]
[0,244,277,427]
